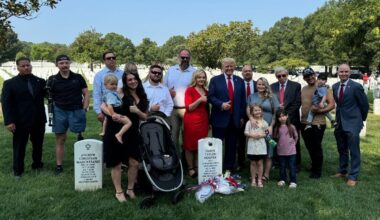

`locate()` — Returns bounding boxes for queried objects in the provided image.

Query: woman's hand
[129,104,139,114]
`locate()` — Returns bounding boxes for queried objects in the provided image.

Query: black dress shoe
[309,173,321,179]
[32,162,44,170]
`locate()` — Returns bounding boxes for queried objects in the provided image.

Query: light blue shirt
[143,80,174,117]
[93,67,124,114]
[163,64,196,107]
[102,90,122,107]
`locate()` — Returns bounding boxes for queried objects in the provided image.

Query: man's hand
[150,104,161,112]
[96,113,105,122]
[6,123,16,133]
[221,101,231,111]
[169,86,176,98]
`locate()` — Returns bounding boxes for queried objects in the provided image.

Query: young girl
[273,109,298,188]
[245,104,268,188]
[101,75,132,144]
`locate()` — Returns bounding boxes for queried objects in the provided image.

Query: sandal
[188,167,197,178]
[115,191,126,202]
[262,175,269,182]
[257,181,264,188]
[126,189,136,199]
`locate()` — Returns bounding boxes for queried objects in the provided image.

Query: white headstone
[74,139,103,191]
[44,104,52,134]
[374,99,380,115]
[198,138,223,184]
[360,121,366,137]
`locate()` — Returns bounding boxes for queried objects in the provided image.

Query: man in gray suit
[332,64,369,187]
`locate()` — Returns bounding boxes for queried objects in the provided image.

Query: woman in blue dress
[246,77,279,182]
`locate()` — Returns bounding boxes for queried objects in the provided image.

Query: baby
[305,73,336,130]
[101,75,132,144]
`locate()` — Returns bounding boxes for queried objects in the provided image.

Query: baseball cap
[56,55,71,63]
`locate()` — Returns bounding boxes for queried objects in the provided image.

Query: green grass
[0,93,380,219]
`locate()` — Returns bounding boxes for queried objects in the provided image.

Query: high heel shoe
[115,191,127,202]
[126,189,136,199]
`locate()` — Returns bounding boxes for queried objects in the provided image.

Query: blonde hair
[249,104,265,128]
[190,69,208,87]
[104,74,118,85]
[256,77,273,98]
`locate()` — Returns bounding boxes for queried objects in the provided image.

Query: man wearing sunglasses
[164,49,196,153]
[143,64,173,117]
[300,67,335,179]
[93,51,124,123]
[270,67,301,171]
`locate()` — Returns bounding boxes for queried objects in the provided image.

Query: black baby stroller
[138,115,184,208]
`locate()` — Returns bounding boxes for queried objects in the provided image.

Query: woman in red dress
[183,69,209,177]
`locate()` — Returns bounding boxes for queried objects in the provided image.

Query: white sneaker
[277,180,286,186]
[289,182,297,188]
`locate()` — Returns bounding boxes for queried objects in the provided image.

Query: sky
[10,0,327,46]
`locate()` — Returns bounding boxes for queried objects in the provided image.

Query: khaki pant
[170,108,185,153]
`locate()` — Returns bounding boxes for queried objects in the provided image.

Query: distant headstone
[198,138,223,184]
[74,139,103,191]
[374,99,380,115]
[360,121,366,137]
[44,105,52,134]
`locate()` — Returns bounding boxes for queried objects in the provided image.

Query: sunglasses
[276,74,287,78]
[151,71,162,75]
[180,56,190,60]
[105,56,116,60]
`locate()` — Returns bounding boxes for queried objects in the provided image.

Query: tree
[187,21,258,68]
[257,17,306,65]
[134,38,160,66]
[70,29,104,71]
[0,0,61,48]
[268,58,309,72]
[30,42,68,62]
[0,27,22,63]
[159,35,187,64]
[103,32,135,63]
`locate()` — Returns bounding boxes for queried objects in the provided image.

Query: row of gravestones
[74,138,223,191]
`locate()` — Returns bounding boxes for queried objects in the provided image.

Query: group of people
[1,48,369,202]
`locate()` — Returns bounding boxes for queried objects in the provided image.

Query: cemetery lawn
[1,92,380,220]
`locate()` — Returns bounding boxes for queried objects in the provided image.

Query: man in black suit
[1,57,46,178]
[237,64,257,171]
[270,67,302,169]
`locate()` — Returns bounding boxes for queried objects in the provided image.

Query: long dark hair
[273,109,296,139]
[122,70,148,110]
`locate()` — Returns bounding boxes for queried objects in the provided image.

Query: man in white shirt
[164,49,196,152]
[93,51,124,123]
[144,64,174,117]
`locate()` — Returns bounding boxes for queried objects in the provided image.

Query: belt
[174,106,185,109]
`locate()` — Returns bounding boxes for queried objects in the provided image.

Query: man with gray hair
[270,66,302,170]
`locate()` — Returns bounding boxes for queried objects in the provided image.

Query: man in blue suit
[208,58,246,172]
[332,64,369,187]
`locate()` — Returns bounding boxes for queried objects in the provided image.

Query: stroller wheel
[139,196,155,209]
[171,190,185,205]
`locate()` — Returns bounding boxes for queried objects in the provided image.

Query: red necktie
[339,83,345,103]
[227,75,234,112]
[279,83,285,105]
[246,82,251,97]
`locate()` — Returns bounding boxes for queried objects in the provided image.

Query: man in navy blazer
[270,67,302,169]
[208,58,246,171]
[332,64,369,187]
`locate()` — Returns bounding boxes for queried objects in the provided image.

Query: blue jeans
[278,154,297,183]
